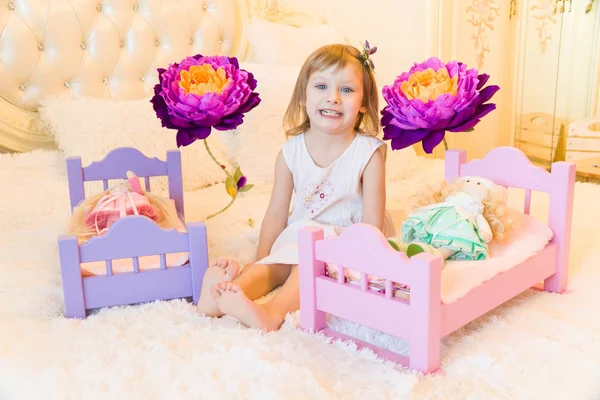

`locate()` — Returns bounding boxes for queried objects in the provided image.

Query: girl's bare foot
[196,259,240,317]
[213,282,284,332]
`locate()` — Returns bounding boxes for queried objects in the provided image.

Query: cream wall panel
[437,0,519,159]
[271,0,435,90]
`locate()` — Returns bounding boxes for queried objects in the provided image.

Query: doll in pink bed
[388,176,516,264]
[67,171,183,243]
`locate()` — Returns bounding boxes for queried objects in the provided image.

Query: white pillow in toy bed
[39,97,233,193]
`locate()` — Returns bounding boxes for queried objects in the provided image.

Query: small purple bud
[236,176,247,189]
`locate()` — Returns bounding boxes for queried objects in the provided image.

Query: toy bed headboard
[0,0,250,153]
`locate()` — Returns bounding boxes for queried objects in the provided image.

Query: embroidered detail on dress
[301,181,334,214]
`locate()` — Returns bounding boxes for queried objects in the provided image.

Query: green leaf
[464,128,475,132]
[225,177,237,198]
[238,184,254,193]
[233,166,243,182]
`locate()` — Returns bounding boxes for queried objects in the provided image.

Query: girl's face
[303,63,367,137]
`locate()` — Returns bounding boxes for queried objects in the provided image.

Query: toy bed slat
[445,146,552,192]
[316,277,411,337]
[315,224,414,285]
[545,162,575,292]
[132,257,140,273]
[83,266,194,309]
[440,243,557,337]
[79,216,189,263]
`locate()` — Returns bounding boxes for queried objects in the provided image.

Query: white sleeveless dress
[257,132,396,266]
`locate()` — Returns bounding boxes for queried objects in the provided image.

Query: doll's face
[460,179,490,202]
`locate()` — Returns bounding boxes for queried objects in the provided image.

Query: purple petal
[476,73,490,90]
[448,103,496,132]
[422,130,446,154]
[477,85,500,104]
[447,118,481,132]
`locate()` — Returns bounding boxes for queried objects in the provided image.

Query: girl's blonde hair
[408,179,517,243]
[283,44,381,137]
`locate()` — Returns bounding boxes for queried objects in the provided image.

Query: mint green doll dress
[401,191,489,261]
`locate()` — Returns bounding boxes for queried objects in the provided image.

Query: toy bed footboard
[298,224,444,373]
[58,216,208,318]
[298,146,575,373]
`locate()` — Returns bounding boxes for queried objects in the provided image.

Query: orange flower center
[178,64,230,96]
[400,67,458,102]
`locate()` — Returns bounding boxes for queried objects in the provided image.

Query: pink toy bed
[58,147,209,318]
[298,146,575,373]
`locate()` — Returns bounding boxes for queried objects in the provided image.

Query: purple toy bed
[58,147,209,318]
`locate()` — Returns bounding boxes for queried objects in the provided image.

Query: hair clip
[360,40,377,72]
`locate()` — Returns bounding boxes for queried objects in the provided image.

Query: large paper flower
[381,57,499,154]
[150,54,260,219]
[151,54,261,147]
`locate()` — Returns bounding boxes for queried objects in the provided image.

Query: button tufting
[154,40,159,47]
[37,43,44,51]
[218,37,224,44]
[133,4,139,11]
[119,40,124,48]
[103,77,109,85]
[139,75,145,82]
[19,83,27,91]
[96,4,102,11]
[64,81,71,88]
[189,38,194,45]
[203,4,207,10]
[7,2,15,10]
[80,42,87,49]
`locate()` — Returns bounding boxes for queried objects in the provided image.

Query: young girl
[196,43,395,331]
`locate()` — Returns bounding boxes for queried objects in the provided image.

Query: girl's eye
[316,84,326,90]
[341,87,353,93]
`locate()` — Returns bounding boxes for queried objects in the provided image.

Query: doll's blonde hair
[408,178,516,243]
[67,183,183,244]
[283,44,381,138]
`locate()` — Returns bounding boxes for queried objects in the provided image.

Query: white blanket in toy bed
[327,211,554,304]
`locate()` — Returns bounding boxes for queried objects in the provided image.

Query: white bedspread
[4,149,600,399]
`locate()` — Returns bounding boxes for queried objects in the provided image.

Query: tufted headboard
[0,0,249,153]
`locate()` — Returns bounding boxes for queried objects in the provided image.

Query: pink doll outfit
[84,174,159,235]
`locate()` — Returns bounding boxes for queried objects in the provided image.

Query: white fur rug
[2,150,600,400]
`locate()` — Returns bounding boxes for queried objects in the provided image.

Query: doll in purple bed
[67,171,183,244]
[388,176,516,265]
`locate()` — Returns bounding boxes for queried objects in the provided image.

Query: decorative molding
[531,0,558,53]
[466,0,501,69]
[246,0,323,26]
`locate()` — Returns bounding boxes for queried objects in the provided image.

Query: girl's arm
[255,150,294,261]
[361,147,386,232]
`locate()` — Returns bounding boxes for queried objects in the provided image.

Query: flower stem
[443,137,449,151]
[204,139,232,179]
[203,138,236,219]
[205,194,237,220]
